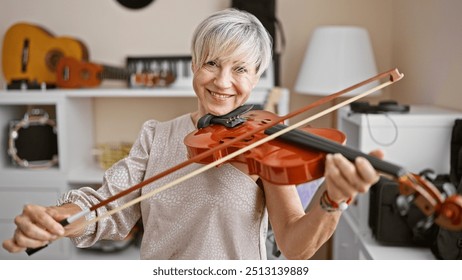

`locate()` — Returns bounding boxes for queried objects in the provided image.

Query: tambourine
[8,109,58,168]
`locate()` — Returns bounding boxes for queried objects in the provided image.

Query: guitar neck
[56,57,176,88]
[101,65,130,81]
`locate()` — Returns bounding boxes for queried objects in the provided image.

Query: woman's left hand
[323,150,384,208]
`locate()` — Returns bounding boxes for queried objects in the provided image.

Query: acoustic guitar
[56,57,176,88]
[2,22,89,85]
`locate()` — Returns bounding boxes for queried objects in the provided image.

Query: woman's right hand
[2,203,82,253]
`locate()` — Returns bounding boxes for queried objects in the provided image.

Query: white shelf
[1,87,195,97]
[0,168,65,187]
[342,104,462,127]
[1,87,284,103]
[0,90,66,103]
[64,87,196,98]
[68,162,105,185]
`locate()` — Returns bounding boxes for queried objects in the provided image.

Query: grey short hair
[191,8,273,76]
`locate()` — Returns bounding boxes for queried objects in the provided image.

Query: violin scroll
[437,194,462,231]
[397,174,462,230]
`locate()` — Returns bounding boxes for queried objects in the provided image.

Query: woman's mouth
[210,91,233,100]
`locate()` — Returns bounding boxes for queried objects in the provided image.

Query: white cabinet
[0,87,289,259]
[333,104,462,259]
[0,92,72,259]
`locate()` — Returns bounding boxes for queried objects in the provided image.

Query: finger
[368,149,384,159]
[44,207,67,234]
[324,154,355,200]
[355,157,380,190]
[23,205,65,236]
[11,228,49,249]
[331,153,364,190]
[2,238,26,253]
[332,153,380,193]
[14,215,59,243]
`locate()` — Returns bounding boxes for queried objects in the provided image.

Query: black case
[368,176,438,246]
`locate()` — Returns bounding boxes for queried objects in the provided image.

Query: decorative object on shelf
[126,55,191,88]
[56,57,176,88]
[126,55,276,90]
[93,142,132,170]
[295,25,380,97]
[8,108,59,168]
[2,22,89,88]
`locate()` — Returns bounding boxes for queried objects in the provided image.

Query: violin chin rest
[197,105,254,129]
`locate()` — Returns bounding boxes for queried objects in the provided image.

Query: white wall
[0,0,229,72]
[392,0,462,111]
[2,0,462,143]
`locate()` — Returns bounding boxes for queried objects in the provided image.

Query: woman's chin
[207,106,235,116]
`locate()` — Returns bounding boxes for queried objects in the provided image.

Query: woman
[2,8,381,260]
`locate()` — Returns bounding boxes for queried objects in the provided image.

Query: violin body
[184,110,346,185]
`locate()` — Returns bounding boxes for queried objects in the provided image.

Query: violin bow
[26,68,403,255]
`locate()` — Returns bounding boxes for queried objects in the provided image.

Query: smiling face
[192,58,259,117]
[190,9,273,119]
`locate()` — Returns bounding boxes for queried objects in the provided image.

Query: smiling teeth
[210,92,231,100]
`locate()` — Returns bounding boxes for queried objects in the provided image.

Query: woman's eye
[205,61,217,67]
[235,66,247,73]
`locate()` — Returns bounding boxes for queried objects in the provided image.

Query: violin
[185,109,462,231]
[185,108,346,185]
[24,68,462,256]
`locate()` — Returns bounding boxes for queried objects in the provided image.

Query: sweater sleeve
[57,120,158,247]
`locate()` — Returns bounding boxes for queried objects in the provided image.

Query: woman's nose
[214,69,232,88]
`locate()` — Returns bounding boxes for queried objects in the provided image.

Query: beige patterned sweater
[59,114,268,259]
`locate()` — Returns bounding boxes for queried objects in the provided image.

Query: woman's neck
[190,111,201,128]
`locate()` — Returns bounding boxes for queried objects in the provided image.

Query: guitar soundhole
[62,66,70,81]
[46,50,64,71]
[21,39,30,72]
